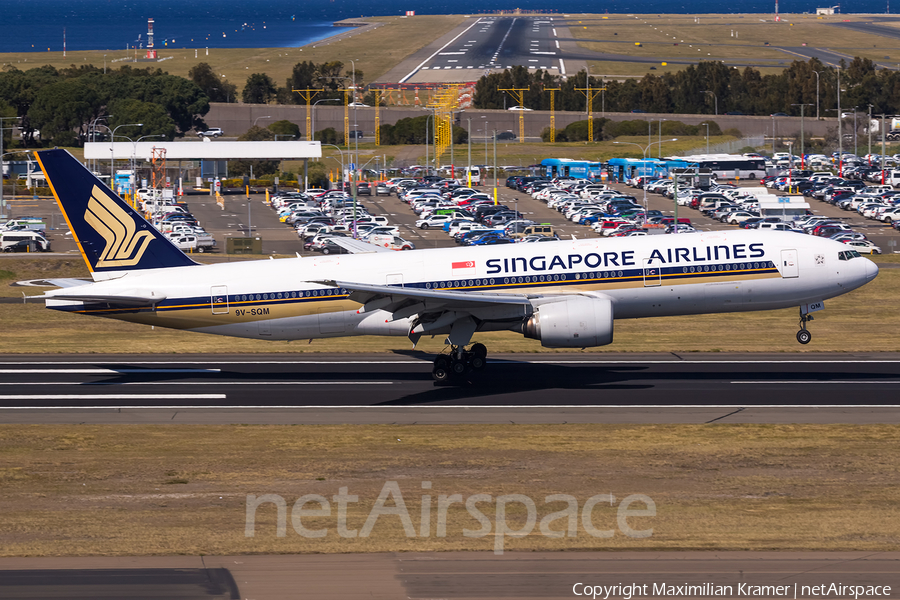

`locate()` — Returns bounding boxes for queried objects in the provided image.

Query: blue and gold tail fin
[36,149,198,278]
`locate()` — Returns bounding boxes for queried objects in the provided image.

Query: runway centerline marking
[0,395,227,401]
[0,382,395,386]
[0,368,221,374]
[732,381,900,384]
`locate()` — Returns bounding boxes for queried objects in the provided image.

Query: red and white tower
[146,18,157,59]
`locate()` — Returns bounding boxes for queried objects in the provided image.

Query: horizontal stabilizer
[31,292,166,306]
[327,237,394,254]
[13,278,92,288]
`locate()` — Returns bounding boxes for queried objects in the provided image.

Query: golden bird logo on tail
[83,185,154,268]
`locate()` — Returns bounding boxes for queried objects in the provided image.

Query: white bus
[673,154,768,180]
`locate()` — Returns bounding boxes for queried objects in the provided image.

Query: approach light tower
[775,0,781,21]
[146,18,157,59]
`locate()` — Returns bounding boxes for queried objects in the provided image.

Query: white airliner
[34,149,878,382]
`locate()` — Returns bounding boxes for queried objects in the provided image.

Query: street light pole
[425,114,431,175]
[492,128,498,204]
[484,119,489,172]
[813,70,821,121]
[0,116,22,219]
[129,134,165,198]
[110,122,143,192]
[790,103,812,168]
[253,115,271,128]
[658,118,666,158]
[312,98,339,140]
[704,122,709,154]
[701,90,718,116]
[466,117,472,186]
[868,104,873,164]
[837,66,843,176]
[613,138,678,227]
[321,144,345,186]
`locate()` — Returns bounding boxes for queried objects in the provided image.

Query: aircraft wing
[315,280,535,346]
[327,238,393,254]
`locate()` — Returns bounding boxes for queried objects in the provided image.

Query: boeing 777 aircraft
[33,149,878,382]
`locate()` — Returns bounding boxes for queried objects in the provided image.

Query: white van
[464,167,481,186]
[0,230,51,252]
[0,218,46,232]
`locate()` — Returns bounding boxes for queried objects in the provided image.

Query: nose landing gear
[797,310,813,345]
[432,343,488,383]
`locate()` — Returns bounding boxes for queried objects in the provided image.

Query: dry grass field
[0,15,466,93]
[2,12,896,91]
[1,423,898,556]
[567,13,900,77]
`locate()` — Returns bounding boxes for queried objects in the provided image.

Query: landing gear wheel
[469,343,487,371]
[451,359,467,375]
[432,356,451,383]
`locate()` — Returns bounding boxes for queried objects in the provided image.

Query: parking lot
[6,177,900,259]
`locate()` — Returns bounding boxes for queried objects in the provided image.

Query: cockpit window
[838,250,863,261]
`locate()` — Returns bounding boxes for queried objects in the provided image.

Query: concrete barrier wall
[206,102,834,141]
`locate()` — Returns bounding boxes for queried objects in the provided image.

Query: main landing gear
[797,310,813,345]
[432,343,488,383]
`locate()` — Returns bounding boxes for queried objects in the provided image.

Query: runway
[1,353,899,423]
[1,552,898,600]
[400,16,568,83]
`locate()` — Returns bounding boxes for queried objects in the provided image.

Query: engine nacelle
[521,295,614,348]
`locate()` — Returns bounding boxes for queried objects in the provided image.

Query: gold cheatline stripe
[62,269,781,315]
[35,152,93,272]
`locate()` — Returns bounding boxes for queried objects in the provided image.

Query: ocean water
[0,0,890,53]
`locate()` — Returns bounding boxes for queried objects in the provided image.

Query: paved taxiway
[1,353,899,424]
[2,552,898,599]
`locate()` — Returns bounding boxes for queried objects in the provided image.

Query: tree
[268,120,301,139]
[315,127,340,145]
[188,62,236,103]
[286,61,317,100]
[243,73,277,104]
[108,99,177,140]
[28,80,94,146]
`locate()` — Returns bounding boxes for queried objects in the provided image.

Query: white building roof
[759,196,810,210]
[84,141,321,160]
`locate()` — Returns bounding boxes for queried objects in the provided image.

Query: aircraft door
[211,285,228,314]
[642,258,661,287]
[781,249,799,278]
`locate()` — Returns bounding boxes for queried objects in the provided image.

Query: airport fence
[683,136,765,156]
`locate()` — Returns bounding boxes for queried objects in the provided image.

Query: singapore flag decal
[452,260,476,277]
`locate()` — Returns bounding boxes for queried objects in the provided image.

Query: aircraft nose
[865,258,879,282]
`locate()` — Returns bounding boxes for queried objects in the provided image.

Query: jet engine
[521,295,614,348]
